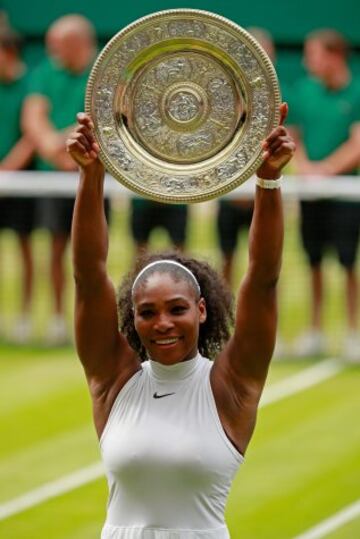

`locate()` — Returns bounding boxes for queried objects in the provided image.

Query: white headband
[132,260,201,296]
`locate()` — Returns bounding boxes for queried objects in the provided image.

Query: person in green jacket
[216,27,289,358]
[22,15,100,344]
[0,21,35,342]
[290,30,360,362]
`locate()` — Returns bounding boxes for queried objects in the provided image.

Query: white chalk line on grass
[0,358,344,522]
[293,498,360,539]
[0,462,104,521]
[260,357,343,407]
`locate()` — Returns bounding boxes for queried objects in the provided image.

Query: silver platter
[86,9,281,203]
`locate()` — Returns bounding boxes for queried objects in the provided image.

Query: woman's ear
[198,297,207,324]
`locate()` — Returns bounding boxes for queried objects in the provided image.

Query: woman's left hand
[256,102,296,179]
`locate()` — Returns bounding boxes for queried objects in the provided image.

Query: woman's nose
[154,314,174,332]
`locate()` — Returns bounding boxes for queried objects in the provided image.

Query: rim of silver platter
[85,9,281,203]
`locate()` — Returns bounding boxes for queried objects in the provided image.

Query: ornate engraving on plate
[126,52,241,163]
[86,9,281,202]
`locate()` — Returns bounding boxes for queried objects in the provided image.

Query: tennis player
[67,103,295,539]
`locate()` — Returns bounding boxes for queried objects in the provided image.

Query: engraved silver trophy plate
[86,9,281,203]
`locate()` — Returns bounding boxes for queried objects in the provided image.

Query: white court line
[293,499,360,539]
[260,358,343,407]
[0,358,344,522]
[0,463,104,521]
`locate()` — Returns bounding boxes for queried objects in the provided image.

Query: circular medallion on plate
[86,9,281,203]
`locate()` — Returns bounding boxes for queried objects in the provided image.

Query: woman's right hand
[66,112,104,171]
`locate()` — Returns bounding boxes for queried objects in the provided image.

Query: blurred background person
[0,15,35,342]
[130,198,188,257]
[289,29,360,362]
[217,27,288,285]
[216,27,289,357]
[22,14,102,345]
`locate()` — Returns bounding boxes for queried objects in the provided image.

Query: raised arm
[67,113,140,436]
[211,103,295,454]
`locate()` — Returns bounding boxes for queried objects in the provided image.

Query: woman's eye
[172,305,186,314]
[139,310,153,318]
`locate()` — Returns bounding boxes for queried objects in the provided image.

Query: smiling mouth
[153,337,181,345]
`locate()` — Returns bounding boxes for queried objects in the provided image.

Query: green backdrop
[2,0,360,83]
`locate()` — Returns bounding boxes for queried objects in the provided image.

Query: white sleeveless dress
[100,353,243,539]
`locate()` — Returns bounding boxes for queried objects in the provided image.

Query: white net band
[0,171,360,201]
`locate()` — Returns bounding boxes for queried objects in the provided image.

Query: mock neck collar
[148,352,202,381]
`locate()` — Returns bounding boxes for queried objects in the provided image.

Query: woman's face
[133,271,206,364]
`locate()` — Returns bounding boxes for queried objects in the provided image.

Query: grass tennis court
[0,201,359,538]
[0,345,359,538]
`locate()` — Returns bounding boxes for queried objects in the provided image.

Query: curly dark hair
[117,251,234,361]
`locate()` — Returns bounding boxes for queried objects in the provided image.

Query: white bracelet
[256,175,283,189]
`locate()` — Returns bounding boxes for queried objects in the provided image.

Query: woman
[67,103,295,539]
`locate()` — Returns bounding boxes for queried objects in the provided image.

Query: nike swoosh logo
[153,392,176,399]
